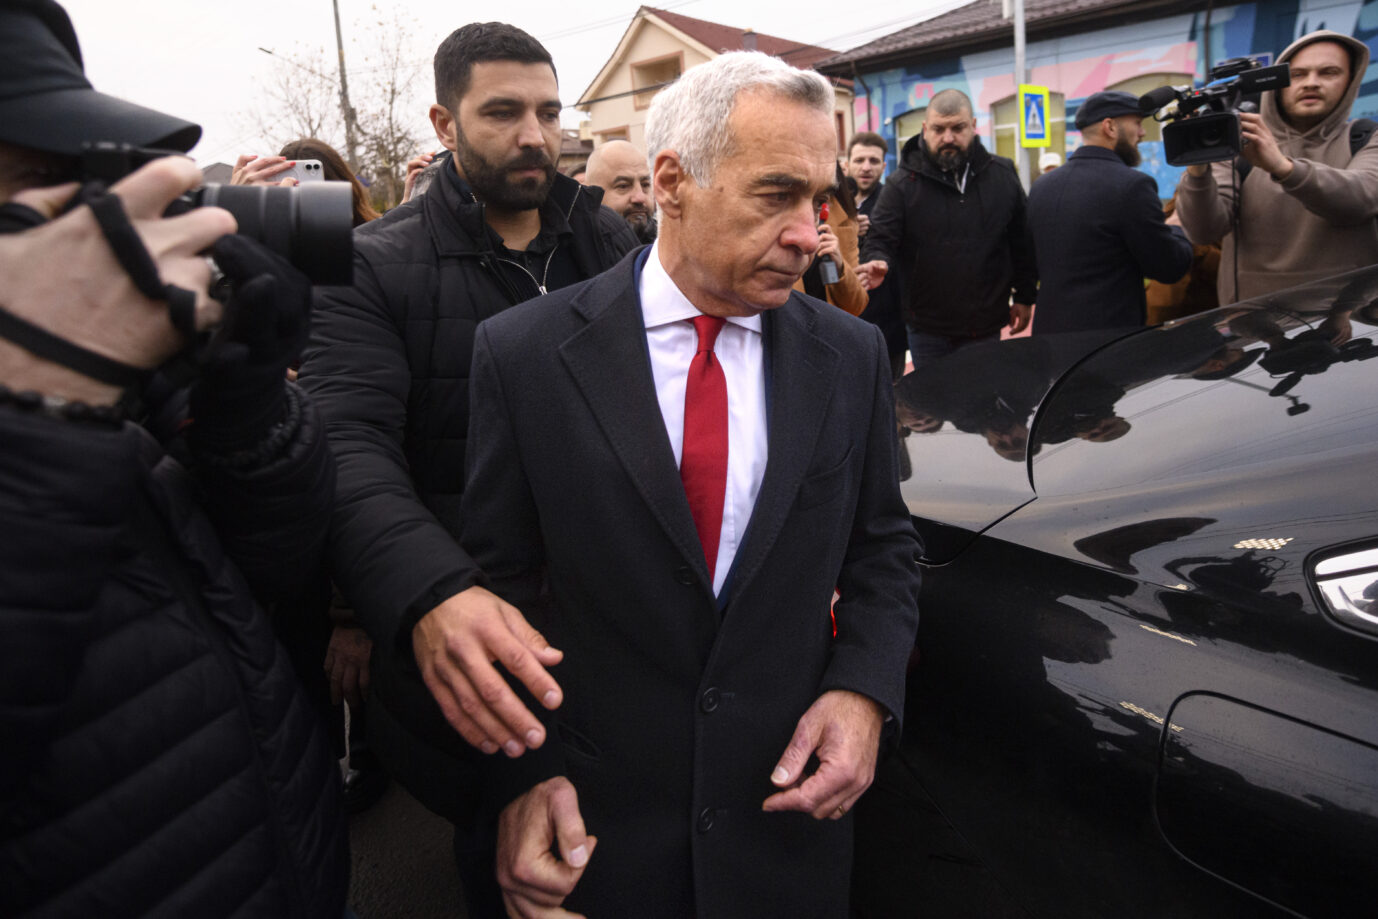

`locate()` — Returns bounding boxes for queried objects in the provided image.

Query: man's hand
[815,222,842,266]
[231,154,297,187]
[1008,302,1032,334]
[497,777,596,919]
[856,212,871,238]
[855,260,889,291]
[323,625,372,708]
[0,157,234,403]
[412,585,564,756]
[1239,113,1294,180]
[762,689,884,819]
[402,151,437,203]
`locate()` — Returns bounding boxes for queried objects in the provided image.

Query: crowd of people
[851,28,1377,358]
[2,0,1377,915]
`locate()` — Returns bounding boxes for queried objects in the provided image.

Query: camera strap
[0,184,204,393]
[83,187,199,340]
[0,305,147,388]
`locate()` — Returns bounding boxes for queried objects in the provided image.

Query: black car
[853,268,1378,918]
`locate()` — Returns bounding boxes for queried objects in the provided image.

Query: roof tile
[819,0,1154,70]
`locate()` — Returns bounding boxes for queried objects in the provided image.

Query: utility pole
[332,0,360,171]
[1013,0,1030,190]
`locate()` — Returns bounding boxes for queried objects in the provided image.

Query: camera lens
[191,182,353,284]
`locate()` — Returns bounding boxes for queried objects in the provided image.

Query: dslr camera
[1141,58,1291,166]
[79,142,355,286]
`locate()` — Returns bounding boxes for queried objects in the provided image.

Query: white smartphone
[275,159,325,183]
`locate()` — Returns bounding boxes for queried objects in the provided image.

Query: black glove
[188,234,311,455]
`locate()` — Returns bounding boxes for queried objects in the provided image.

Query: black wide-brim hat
[0,0,201,155]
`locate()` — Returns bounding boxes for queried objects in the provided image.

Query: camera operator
[0,2,347,916]
[1176,30,1378,303]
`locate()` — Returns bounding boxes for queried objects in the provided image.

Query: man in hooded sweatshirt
[1177,30,1378,304]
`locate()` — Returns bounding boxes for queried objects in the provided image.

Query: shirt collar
[639,240,764,335]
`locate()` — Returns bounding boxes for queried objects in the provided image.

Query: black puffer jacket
[299,170,637,822]
[0,386,347,919]
[861,134,1037,339]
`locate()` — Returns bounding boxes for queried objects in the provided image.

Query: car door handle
[1314,546,1378,635]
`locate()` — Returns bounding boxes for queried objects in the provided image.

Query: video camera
[79,142,354,286]
[1140,58,1291,166]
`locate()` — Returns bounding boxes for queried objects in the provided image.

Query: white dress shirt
[639,241,768,596]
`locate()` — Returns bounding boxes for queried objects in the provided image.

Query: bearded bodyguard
[457,52,921,917]
[297,21,635,914]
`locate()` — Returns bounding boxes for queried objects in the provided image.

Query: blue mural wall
[850,0,1377,196]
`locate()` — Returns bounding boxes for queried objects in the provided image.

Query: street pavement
[348,780,468,918]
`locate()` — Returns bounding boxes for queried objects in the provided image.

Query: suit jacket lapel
[558,264,711,583]
[724,295,841,598]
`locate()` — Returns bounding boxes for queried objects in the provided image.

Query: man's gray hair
[645,51,834,186]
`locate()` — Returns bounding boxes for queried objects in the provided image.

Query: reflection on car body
[855,267,1378,918]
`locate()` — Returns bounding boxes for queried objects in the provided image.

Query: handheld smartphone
[276,159,325,184]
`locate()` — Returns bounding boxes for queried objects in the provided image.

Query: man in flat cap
[1027,90,1192,333]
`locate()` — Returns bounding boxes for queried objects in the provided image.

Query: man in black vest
[1027,91,1192,333]
[298,21,635,914]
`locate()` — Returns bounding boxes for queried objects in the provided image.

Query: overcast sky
[60,0,966,167]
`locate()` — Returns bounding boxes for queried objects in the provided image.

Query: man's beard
[931,143,968,173]
[624,208,657,244]
[1114,134,1141,168]
[454,132,556,211]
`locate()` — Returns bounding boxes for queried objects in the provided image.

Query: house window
[632,53,683,110]
[992,91,1066,163]
[596,128,630,144]
[895,107,926,154]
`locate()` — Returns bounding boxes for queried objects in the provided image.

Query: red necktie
[681,315,729,579]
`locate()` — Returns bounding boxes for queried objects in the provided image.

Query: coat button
[674,566,695,585]
[696,807,715,833]
[700,687,720,713]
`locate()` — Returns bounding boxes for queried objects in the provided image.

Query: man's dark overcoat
[1027,145,1192,333]
[461,250,922,917]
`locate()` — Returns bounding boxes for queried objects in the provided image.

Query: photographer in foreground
[1176,30,1378,303]
[0,1,347,915]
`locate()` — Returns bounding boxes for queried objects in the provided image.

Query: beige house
[576,6,854,155]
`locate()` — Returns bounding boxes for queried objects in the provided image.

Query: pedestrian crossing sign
[1019,84,1051,148]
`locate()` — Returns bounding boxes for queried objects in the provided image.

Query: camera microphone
[1139,85,1180,113]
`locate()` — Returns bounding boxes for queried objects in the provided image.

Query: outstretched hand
[855,260,889,291]
[762,689,884,820]
[413,585,564,756]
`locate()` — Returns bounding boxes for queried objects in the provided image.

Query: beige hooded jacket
[1176,30,1378,303]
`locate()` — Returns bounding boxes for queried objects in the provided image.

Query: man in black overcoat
[1027,91,1193,334]
[459,52,922,917]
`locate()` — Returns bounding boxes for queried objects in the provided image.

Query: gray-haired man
[459,50,921,917]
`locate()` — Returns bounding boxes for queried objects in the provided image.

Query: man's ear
[652,150,687,219]
[429,104,459,153]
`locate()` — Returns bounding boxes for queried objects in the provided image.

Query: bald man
[586,139,656,243]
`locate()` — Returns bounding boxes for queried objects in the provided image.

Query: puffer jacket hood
[897,130,994,180]
[1261,30,1370,145]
